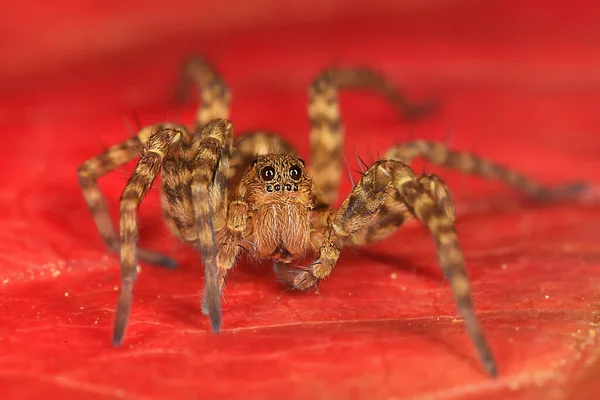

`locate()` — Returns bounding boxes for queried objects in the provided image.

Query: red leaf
[2,1,600,399]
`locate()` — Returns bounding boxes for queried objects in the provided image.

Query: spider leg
[211,199,250,293]
[308,72,343,206]
[273,230,340,290]
[328,67,436,119]
[161,56,233,241]
[113,126,184,346]
[190,119,234,333]
[385,140,588,200]
[418,173,456,221]
[325,160,496,377]
[308,68,436,206]
[342,173,456,246]
[175,56,231,132]
[78,124,184,268]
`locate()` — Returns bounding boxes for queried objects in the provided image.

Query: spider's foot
[107,242,178,269]
[484,358,499,378]
[138,248,179,269]
[201,296,222,333]
[112,326,126,347]
[404,98,439,121]
[274,262,320,290]
[536,181,591,202]
[112,281,134,347]
[209,313,222,334]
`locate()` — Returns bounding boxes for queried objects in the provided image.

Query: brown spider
[78,57,586,378]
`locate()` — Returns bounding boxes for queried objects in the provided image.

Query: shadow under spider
[352,248,445,282]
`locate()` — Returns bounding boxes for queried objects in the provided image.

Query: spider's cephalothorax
[78,57,587,378]
[241,154,313,263]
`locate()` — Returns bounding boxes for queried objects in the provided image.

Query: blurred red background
[2,1,600,399]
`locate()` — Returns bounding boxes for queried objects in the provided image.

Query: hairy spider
[78,57,586,377]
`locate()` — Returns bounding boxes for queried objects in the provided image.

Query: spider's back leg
[327,67,436,120]
[308,72,344,206]
[175,56,231,132]
[307,67,437,207]
[385,140,588,200]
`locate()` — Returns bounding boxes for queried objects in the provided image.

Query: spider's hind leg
[308,67,437,207]
[385,140,588,201]
[328,67,437,120]
[175,56,231,132]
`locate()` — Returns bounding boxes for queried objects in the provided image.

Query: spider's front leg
[190,119,240,332]
[289,160,498,377]
[113,126,185,345]
[197,198,249,320]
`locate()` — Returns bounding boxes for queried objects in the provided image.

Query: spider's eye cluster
[289,165,302,180]
[260,166,275,181]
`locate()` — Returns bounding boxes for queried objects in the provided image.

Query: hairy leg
[274,230,341,290]
[328,67,436,119]
[78,124,185,267]
[384,162,496,377]
[385,140,587,200]
[346,173,455,246]
[175,56,231,132]
[160,145,198,242]
[308,68,436,206]
[160,57,233,238]
[190,119,234,332]
[301,160,496,376]
[113,126,185,345]
[213,200,249,290]
[308,71,343,206]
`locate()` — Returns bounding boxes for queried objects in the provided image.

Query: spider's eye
[289,165,302,181]
[260,166,275,181]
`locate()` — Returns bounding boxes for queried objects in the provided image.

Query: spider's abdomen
[251,202,312,263]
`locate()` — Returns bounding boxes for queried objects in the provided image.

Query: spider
[78,57,586,378]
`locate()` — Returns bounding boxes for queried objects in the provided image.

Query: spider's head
[242,153,314,261]
[242,154,313,206]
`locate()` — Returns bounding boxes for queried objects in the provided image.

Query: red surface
[2,1,600,399]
